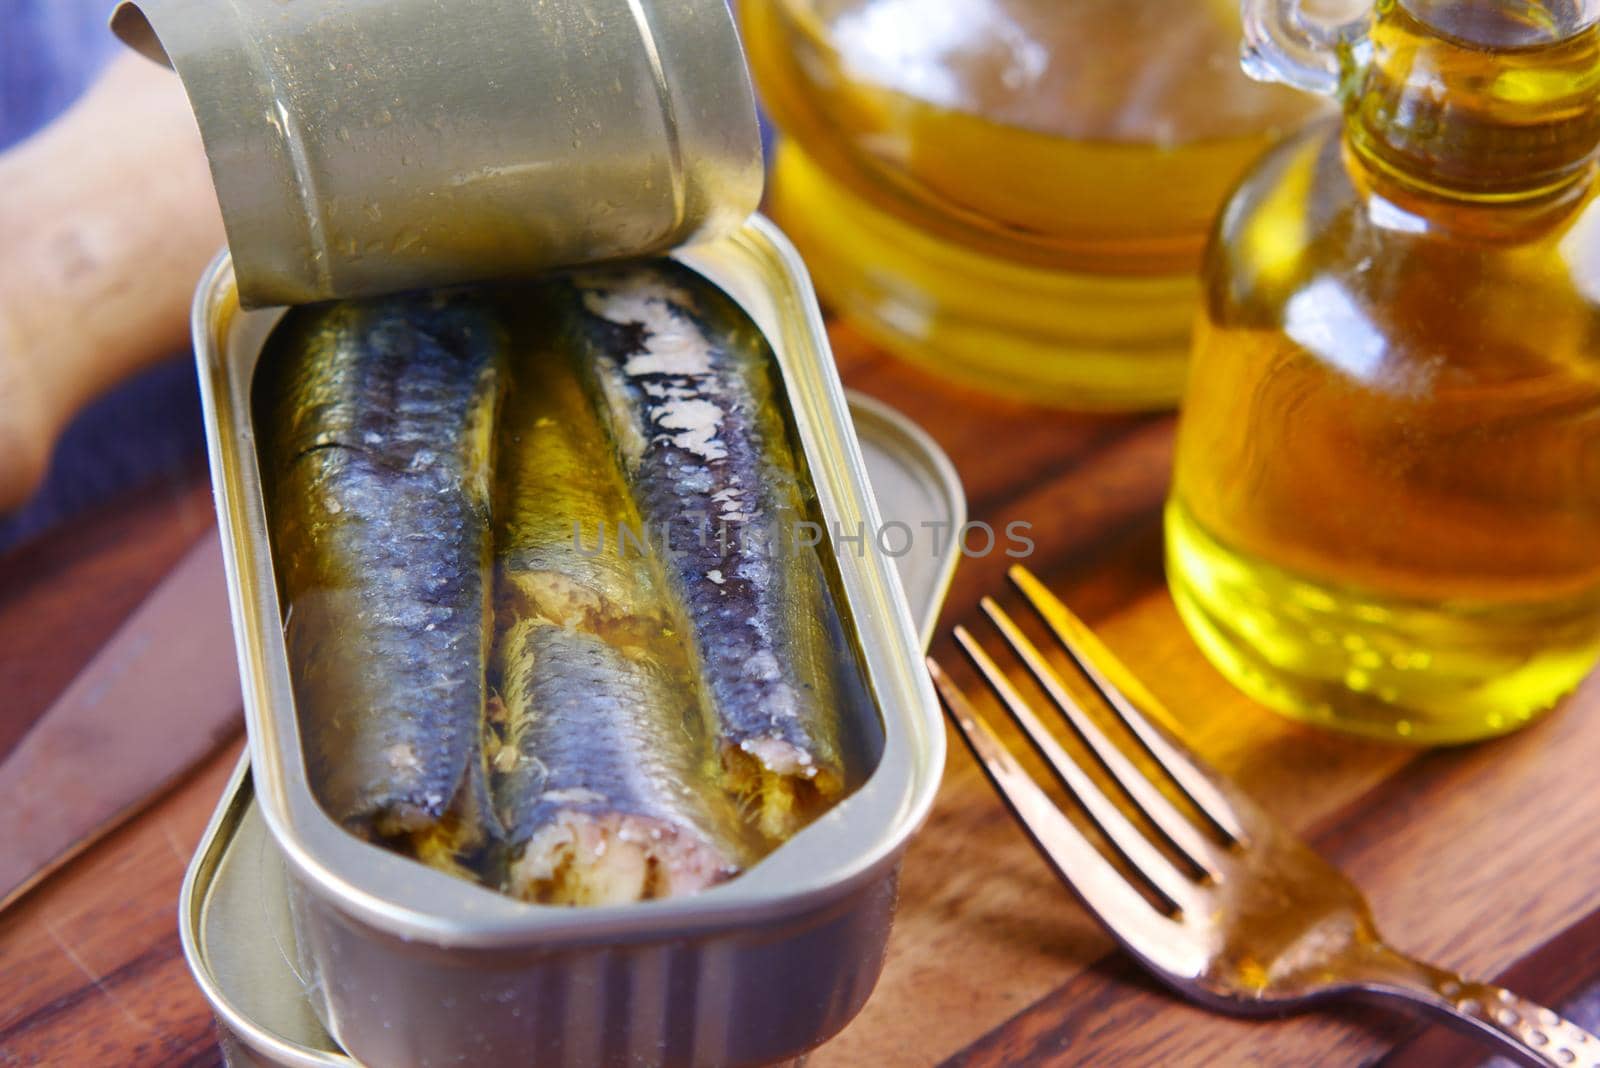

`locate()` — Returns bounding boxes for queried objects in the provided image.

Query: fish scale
[489,300,751,904]
[495,621,749,904]
[256,291,502,851]
[562,262,845,839]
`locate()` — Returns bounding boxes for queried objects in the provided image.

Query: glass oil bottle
[736,0,1324,408]
[1168,0,1600,742]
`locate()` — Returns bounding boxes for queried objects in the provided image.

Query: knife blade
[0,532,242,910]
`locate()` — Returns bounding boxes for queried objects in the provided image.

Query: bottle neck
[1342,0,1600,206]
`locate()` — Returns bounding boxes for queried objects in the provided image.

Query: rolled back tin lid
[110,0,764,308]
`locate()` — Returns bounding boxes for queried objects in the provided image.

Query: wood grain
[0,473,212,760]
[2,326,1599,1067]
[0,742,240,1068]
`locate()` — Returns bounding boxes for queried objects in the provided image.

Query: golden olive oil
[738,0,1322,408]
[1169,0,1600,742]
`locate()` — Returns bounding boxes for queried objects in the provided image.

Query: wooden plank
[2,331,1598,1067]
[0,741,241,1067]
[0,474,212,759]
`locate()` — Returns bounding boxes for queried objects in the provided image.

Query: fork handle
[1356,945,1600,1068]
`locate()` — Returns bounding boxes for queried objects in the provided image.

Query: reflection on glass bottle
[1168,0,1600,742]
[738,0,1323,408]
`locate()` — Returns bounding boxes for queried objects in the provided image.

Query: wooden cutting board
[2,326,1599,1066]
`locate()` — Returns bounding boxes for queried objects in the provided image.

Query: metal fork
[930,564,1600,1068]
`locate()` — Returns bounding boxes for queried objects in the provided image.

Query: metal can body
[114,0,763,307]
[190,217,945,1067]
[288,853,898,1066]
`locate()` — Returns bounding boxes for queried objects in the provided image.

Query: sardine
[490,312,749,903]
[256,290,503,867]
[558,264,846,839]
[494,620,749,903]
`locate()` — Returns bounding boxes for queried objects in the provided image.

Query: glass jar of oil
[736,0,1324,408]
[1168,0,1600,742]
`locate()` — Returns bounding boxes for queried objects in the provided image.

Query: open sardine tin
[181,392,963,1068]
[194,224,944,1065]
[131,0,943,1057]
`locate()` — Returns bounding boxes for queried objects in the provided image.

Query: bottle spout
[1347,0,1600,202]
[1402,0,1600,48]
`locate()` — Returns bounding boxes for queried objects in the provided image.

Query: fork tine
[953,626,1201,911]
[1009,565,1248,844]
[981,598,1225,876]
[928,657,1186,954]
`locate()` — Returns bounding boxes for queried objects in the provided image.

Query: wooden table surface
[3,324,1600,1067]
